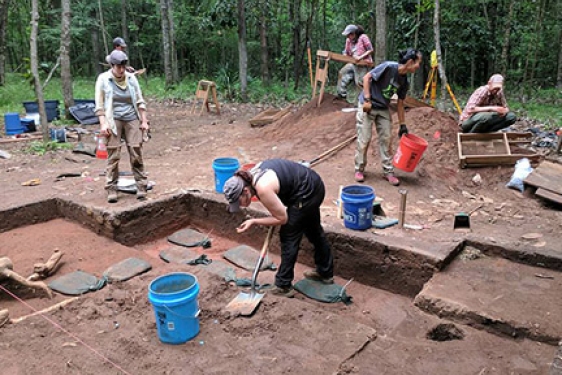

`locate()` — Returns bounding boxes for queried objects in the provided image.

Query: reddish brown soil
[0,95,560,374]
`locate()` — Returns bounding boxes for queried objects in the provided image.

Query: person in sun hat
[95,50,149,203]
[223,158,334,298]
[355,48,423,186]
[459,74,516,133]
[337,24,374,101]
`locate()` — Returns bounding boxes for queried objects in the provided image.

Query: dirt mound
[262,94,356,153]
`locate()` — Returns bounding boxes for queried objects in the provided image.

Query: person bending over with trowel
[95,50,150,203]
[223,158,334,298]
[355,48,423,186]
[459,74,516,133]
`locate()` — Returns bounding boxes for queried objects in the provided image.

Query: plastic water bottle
[96,134,108,159]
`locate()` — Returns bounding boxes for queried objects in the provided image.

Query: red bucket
[393,134,428,172]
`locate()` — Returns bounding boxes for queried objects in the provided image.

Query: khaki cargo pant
[105,119,147,192]
[354,104,394,175]
[337,64,369,99]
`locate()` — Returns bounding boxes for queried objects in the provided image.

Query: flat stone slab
[159,245,237,280]
[223,244,276,271]
[414,253,562,344]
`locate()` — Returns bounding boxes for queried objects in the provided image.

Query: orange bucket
[393,134,428,172]
[241,163,258,202]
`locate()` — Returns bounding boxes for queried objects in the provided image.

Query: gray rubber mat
[48,271,106,296]
[103,257,152,282]
[159,246,200,263]
[223,245,276,271]
[167,228,209,247]
[294,279,352,304]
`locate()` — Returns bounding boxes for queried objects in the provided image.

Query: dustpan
[224,226,274,316]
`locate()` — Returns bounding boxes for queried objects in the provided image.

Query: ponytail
[398,48,421,64]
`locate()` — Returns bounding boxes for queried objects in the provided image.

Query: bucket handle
[163,305,201,320]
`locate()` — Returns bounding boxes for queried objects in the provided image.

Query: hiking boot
[107,191,118,203]
[384,174,400,186]
[303,270,334,285]
[137,184,148,200]
[354,171,365,182]
[270,285,296,298]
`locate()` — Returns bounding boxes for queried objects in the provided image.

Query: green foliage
[26,140,74,155]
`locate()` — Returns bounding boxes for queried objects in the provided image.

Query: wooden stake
[337,186,344,219]
[10,297,80,324]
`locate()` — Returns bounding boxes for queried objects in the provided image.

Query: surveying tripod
[422,51,462,115]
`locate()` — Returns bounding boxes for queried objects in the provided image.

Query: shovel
[224,226,274,316]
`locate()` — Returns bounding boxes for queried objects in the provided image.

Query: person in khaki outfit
[354,48,422,186]
[95,50,149,203]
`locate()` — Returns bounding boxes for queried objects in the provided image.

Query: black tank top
[253,159,319,207]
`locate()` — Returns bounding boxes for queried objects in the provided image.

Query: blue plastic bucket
[148,272,200,345]
[4,113,23,135]
[212,157,240,193]
[341,185,375,230]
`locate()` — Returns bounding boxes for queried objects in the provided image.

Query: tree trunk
[160,0,173,87]
[410,0,421,93]
[259,0,270,85]
[375,0,386,64]
[499,0,515,76]
[121,0,130,63]
[90,8,102,76]
[121,0,128,43]
[98,0,108,55]
[238,0,248,101]
[167,0,178,82]
[557,27,562,89]
[30,0,48,142]
[0,0,10,86]
[529,0,545,85]
[433,0,448,110]
[60,0,74,118]
[290,0,302,89]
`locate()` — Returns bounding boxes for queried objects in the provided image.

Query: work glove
[399,124,409,138]
[362,101,372,113]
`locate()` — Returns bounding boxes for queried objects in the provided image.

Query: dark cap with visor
[223,176,245,212]
[108,50,128,66]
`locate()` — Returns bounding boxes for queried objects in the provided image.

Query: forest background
[0,0,560,132]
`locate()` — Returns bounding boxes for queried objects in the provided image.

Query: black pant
[275,178,334,288]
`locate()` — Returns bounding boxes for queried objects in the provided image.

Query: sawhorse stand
[191,80,220,115]
[312,50,374,107]
[312,51,330,107]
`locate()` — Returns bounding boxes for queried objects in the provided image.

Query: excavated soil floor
[1,95,561,374]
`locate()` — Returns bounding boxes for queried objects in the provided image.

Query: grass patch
[26,140,74,155]
[1,73,559,129]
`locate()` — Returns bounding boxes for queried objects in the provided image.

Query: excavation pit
[0,194,558,374]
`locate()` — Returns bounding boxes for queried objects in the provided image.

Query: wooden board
[523,161,562,196]
[249,107,291,127]
[535,188,562,205]
[458,132,539,168]
[319,51,374,67]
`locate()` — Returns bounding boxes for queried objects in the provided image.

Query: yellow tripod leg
[422,68,434,100]
[430,69,437,107]
[446,84,462,115]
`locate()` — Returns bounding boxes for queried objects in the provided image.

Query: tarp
[69,103,98,125]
